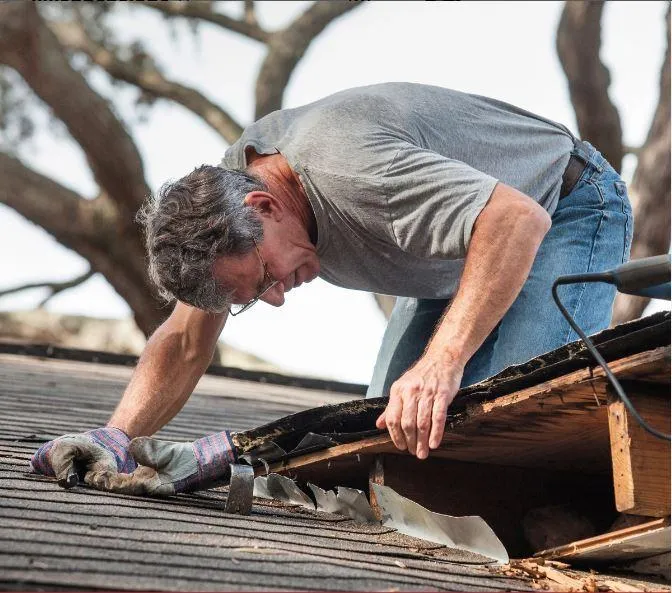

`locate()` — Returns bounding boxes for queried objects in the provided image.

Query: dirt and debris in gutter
[493,558,661,592]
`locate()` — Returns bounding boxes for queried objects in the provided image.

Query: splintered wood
[268,347,671,480]
[535,518,670,564]
[496,559,654,592]
[432,347,670,474]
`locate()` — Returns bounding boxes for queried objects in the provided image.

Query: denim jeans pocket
[569,177,605,209]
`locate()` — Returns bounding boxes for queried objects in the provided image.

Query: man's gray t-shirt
[221,83,575,299]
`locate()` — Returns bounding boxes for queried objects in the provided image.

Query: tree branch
[49,19,244,144]
[0,2,149,217]
[244,1,258,27]
[557,1,624,172]
[0,153,104,245]
[612,6,671,324]
[255,1,364,120]
[142,1,269,43]
[0,268,95,306]
[0,152,167,334]
[623,144,642,157]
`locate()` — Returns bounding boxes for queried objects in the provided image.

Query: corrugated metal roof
[0,352,530,592]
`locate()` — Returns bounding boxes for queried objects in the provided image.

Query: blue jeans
[366,142,633,397]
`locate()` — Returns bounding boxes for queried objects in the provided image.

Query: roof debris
[496,559,652,592]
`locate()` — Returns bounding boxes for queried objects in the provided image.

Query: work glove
[30,427,137,488]
[86,430,237,497]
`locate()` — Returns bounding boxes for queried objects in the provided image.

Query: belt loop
[579,140,604,174]
[571,138,589,165]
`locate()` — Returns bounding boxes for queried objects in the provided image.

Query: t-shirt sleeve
[382,144,499,260]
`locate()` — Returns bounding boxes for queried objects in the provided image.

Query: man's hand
[86,431,237,497]
[375,183,550,460]
[376,354,463,459]
[30,427,137,487]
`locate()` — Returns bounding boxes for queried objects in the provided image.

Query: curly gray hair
[138,165,266,312]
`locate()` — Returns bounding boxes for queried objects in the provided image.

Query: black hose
[552,274,670,441]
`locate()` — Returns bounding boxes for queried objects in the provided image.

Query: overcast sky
[0,1,669,383]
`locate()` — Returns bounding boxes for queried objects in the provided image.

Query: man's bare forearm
[426,182,552,366]
[108,303,227,438]
[378,182,553,458]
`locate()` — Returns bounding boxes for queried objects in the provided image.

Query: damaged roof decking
[234,311,671,456]
[0,352,530,592]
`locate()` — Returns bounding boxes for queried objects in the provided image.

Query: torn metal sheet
[292,432,338,454]
[309,484,377,523]
[335,486,378,523]
[252,476,274,500]
[253,474,315,510]
[242,433,339,468]
[240,441,287,466]
[308,483,340,514]
[224,464,254,515]
[372,483,509,564]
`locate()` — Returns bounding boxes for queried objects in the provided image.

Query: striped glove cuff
[173,431,238,493]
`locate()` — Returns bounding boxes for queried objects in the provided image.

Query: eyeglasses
[228,238,279,316]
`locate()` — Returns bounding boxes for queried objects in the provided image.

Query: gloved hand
[30,427,137,488]
[86,430,237,497]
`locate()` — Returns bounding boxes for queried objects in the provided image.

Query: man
[31,83,632,496]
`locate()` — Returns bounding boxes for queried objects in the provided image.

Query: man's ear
[243,191,283,221]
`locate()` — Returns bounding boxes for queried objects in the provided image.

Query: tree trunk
[0,1,365,338]
[0,3,169,335]
[611,7,671,325]
[0,3,149,216]
[0,154,168,335]
[556,1,624,172]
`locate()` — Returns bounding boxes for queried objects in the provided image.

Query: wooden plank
[608,387,671,517]
[368,456,385,521]
[261,434,392,476]
[266,348,670,476]
[413,347,669,472]
[535,518,670,563]
[473,346,669,417]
